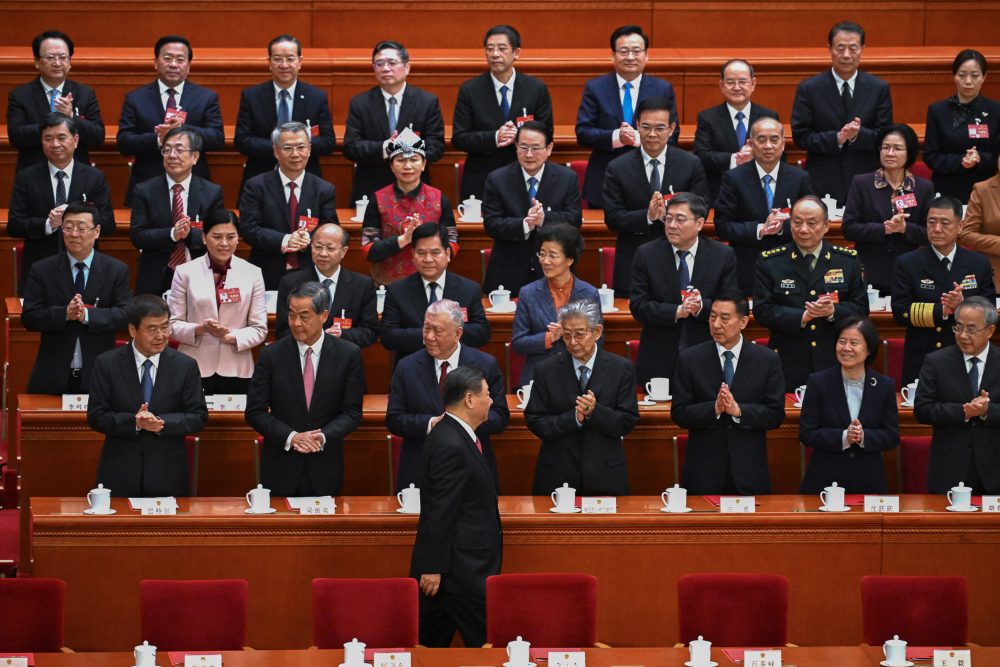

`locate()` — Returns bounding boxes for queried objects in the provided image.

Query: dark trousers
[418,588,487,648]
[201,374,250,395]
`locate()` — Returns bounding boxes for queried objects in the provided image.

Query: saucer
[459,217,483,224]
[660,506,693,513]
[516,403,528,410]
[900,401,914,408]
[880,661,913,667]
[818,505,851,512]
[396,507,419,514]
[647,395,671,402]
[793,402,803,408]
[946,505,978,512]
[503,662,536,667]
[684,661,717,667]
[245,507,277,514]
[83,508,116,515]
[549,507,582,513]
[601,307,620,313]
[638,399,657,407]
[486,305,517,314]
[350,216,363,222]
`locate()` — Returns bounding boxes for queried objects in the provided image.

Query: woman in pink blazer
[168,210,268,394]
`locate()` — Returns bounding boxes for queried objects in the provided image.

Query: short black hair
[372,40,408,63]
[713,293,750,318]
[515,120,552,146]
[485,25,521,50]
[62,201,95,223]
[442,365,487,406]
[127,295,170,325]
[411,222,450,254]
[204,208,239,235]
[720,59,755,80]
[155,35,192,60]
[288,281,330,314]
[927,195,964,220]
[164,126,203,153]
[828,21,865,46]
[609,25,648,52]
[835,316,880,366]
[538,223,584,266]
[666,192,709,221]
[32,30,74,59]
[41,112,76,135]
[952,49,987,75]
[878,123,919,171]
[633,96,675,126]
[268,34,301,57]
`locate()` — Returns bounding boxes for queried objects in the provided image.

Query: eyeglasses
[832,45,862,55]
[311,244,344,253]
[638,123,670,135]
[723,78,752,88]
[160,146,192,156]
[270,56,299,65]
[159,56,188,65]
[40,54,70,63]
[485,45,511,54]
[880,144,906,154]
[536,251,565,261]
[615,48,645,57]
[141,325,173,336]
[562,330,594,342]
[664,215,694,225]
[373,59,404,69]
[516,144,547,154]
[415,249,445,259]
[62,225,96,234]
[279,144,309,154]
[953,324,989,335]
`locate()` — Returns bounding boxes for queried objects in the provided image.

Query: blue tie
[723,350,735,387]
[969,357,980,398]
[387,96,398,134]
[677,250,690,293]
[74,261,86,294]
[763,174,774,210]
[428,282,439,304]
[49,88,59,112]
[278,89,290,125]
[578,365,590,392]
[622,82,634,126]
[735,111,747,147]
[55,171,67,206]
[499,85,510,119]
[141,359,154,404]
[527,176,538,200]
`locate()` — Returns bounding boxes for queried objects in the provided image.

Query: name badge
[185,655,223,667]
[333,317,352,331]
[982,495,1000,512]
[374,652,411,667]
[744,650,782,667]
[680,286,697,300]
[864,495,899,512]
[581,497,616,513]
[892,192,918,210]
[310,123,320,138]
[920,278,937,290]
[164,108,188,124]
[824,268,845,285]
[461,307,469,322]
[779,278,797,290]
[968,123,990,139]
[61,394,89,411]
[218,287,241,304]
[141,499,177,516]
[0,658,29,667]
[935,649,972,667]
[189,216,203,230]
[720,496,756,513]
[298,215,319,232]
[550,651,586,667]
[960,274,979,290]
[207,394,247,412]
[516,114,534,127]
[300,496,336,514]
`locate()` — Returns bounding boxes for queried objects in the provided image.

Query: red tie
[303,348,315,409]
[475,437,483,455]
[167,183,187,270]
[287,182,300,270]
[438,360,449,394]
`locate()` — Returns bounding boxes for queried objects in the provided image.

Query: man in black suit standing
[88,295,208,497]
[8,113,115,294]
[672,296,786,494]
[693,59,780,205]
[22,202,131,395]
[130,127,226,296]
[410,365,502,648]
[381,223,491,356]
[791,21,893,205]
[117,35,225,205]
[525,300,639,495]
[603,97,709,296]
[915,296,1000,495]
[343,40,446,201]
[452,25,553,200]
[276,222,379,348]
[234,34,336,198]
[629,192,739,384]
[714,117,814,296]
[7,30,104,170]
[240,121,338,290]
[481,121,582,294]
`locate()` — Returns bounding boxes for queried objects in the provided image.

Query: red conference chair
[388,435,403,492]
[910,160,933,181]
[898,436,931,493]
[861,575,968,646]
[312,577,419,648]
[597,248,615,289]
[672,435,688,486]
[481,248,492,286]
[624,340,639,365]
[677,573,790,646]
[881,339,904,390]
[454,161,466,199]
[185,436,200,496]
[753,337,769,347]
[0,577,66,652]
[253,436,264,485]
[11,244,23,296]
[566,161,588,209]
[140,579,248,650]
[486,573,598,647]
[505,342,527,394]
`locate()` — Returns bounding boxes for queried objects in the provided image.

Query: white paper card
[550,651,586,667]
[720,496,756,513]
[289,496,336,514]
[374,652,411,667]
[141,499,177,515]
[129,497,178,512]
[580,497,616,513]
[864,495,900,512]
[743,649,782,667]
[208,394,247,411]
[185,655,223,667]
[934,649,971,667]
[1,658,29,667]
[61,394,89,411]
[981,495,1000,512]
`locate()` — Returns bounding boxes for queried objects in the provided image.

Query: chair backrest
[566,161,588,209]
[624,340,639,365]
[486,573,598,646]
[185,436,199,496]
[481,248,492,286]
[140,579,248,650]
[861,575,968,646]
[254,436,264,485]
[899,436,932,493]
[389,435,403,492]
[454,161,466,198]
[910,160,933,181]
[673,434,688,486]
[753,337,769,347]
[677,573,789,646]
[505,342,527,393]
[12,245,22,296]
[882,339,904,389]
[0,578,65,652]
[312,577,419,648]
[597,248,615,289]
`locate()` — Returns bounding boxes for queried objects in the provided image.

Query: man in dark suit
[130,127,226,296]
[240,121,339,289]
[343,40,446,201]
[893,196,996,385]
[603,97,709,296]
[481,121,582,294]
[914,296,1000,495]
[525,300,640,495]
[88,295,208,497]
[791,21,893,205]
[246,281,365,497]
[234,34,336,198]
[671,296,786,494]
[7,30,104,170]
[388,299,509,491]
[714,117,814,296]
[693,59,780,205]
[117,35,225,205]
[381,223,491,355]
[629,192,739,384]
[452,25,554,200]
[8,113,115,295]
[575,25,678,209]
[409,365,502,648]
[754,196,869,391]
[276,222,378,348]
[22,202,132,395]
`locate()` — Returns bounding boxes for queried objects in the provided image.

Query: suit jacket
[603,147,709,296]
[245,333,365,496]
[575,72,678,208]
[914,344,1000,494]
[7,78,105,169]
[117,80,225,205]
[511,276,601,385]
[799,365,899,494]
[129,174,226,296]
[714,160,814,295]
[387,345,509,491]
[21,251,131,394]
[234,80,336,195]
[452,71,554,199]
[924,95,1000,202]
[672,338,786,494]
[342,85,446,201]
[7,160,115,294]
[481,162,582,293]
[692,102,780,203]
[958,174,1000,279]
[238,171,338,289]
[891,245,996,385]
[168,255,268,378]
[524,348,640,495]
[381,271,491,355]
[629,237,739,384]
[409,414,502,597]
[88,344,208,497]
[790,69,893,204]
[276,266,379,348]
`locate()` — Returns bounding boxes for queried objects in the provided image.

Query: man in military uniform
[754,195,868,391]
[892,195,995,385]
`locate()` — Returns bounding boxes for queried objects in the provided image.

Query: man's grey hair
[956,296,998,327]
[426,299,464,328]
[558,300,603,329]
[287,281,330,314]
[271,121,309,146]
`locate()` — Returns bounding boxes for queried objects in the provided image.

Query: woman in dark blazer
[924,49,1000,203]
[799,316,899,494]
[842,123,934,295]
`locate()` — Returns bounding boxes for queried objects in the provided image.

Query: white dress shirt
[428,343,463,434]
[445,411,479,444]
[421,272,447,302]
[274,81,298,119]
[611,73,643,148]
[314,265,342,307]
[571,347,599,427]
[715,335,744,422]
[727,102,753,169]
[132,345,161,385]
[754,161,782,239]
[520,164,545,236]
[158,79,186,110]
[45,160,74,235]
[491,70,516,107]
[285,335,327,451]
[278,169,306,253]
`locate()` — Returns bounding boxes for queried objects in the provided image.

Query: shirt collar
[49,160,74,177]
[522,165,545,185]
[755,161,780,182]
[616,73,642,91]
[491,69,516,92]
[672,237,699,259]
[274,80,298,99]
[435,343,462,372]
[873,168,916,192]
[932,245,958,264]
[640,145,667,163]
[382,83,406,101]
[831,69,858,90]
[716,335,745,360]
[132,344,161,370]
[297,335,325,359]
[279,169,305,190]
[422,271,446,292]
[727,102,751,119]
[572,346,599,373]
[69,248,96,269]
[392,181,423,199]
[444,412,479,443]
[40,78,65,94]
[315,265,342,283]
[158,79,186,97]
[964,347,989,368]
[167,173,193,192]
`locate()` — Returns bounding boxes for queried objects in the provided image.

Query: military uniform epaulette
[760,245,789,259]
[831,245,858,256]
